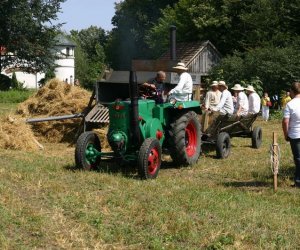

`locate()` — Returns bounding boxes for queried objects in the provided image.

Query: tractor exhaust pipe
[170,25,176,61]
[129,71,140,144]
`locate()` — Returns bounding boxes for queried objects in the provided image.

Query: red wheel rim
[185,121,197,157]
[148,147,159,175]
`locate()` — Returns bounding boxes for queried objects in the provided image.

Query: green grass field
[0,105,299,249]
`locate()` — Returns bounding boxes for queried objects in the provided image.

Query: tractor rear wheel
[169,111,201,166]
[252,126,262,149]
[75,131,101,170]
[216,132,231,159]
[138,138,162,179]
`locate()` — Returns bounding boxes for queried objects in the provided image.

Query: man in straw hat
[212,81,234,115]
[203,80,221,110]
[245,85,260,114]
[169,62,193,101]
[231,83,249,116]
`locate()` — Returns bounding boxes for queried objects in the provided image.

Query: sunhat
[211,80,218,86]
[172,62,188,71]
[218,80,228,89]
[245,85,256,92]
[231,84,244,91]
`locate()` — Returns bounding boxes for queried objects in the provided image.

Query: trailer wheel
[252,126,262,149]
[216,132,231,159]
[75,131,101,170]
[138,138,161,179]
[169,111,201,166]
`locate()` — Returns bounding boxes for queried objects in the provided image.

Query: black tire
[75,131,101,170]
[252,126,262,149]
[216,132,231,159]
[138,138,162,179]
[169,111,201,166]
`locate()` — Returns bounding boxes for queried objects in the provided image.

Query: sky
[56,0,120,32]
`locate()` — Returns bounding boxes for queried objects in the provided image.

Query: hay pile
[0,115,40,150]
[0,78,110,151]
[16,79,92,143]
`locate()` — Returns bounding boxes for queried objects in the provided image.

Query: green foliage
[10,72,24,90]
[0,0,65,73]
[0,74,11,91]
[70,27,107,89]
[210,46,300,96]
[0,89,34,103]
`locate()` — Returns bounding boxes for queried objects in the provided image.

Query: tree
[0,0,65,73]
[70,26,107,89]
[209,46,300,95]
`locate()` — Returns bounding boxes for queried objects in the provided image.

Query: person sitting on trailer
[168,62,193,101]
[141,71,166,103]
[245,85,261,114]
[211,81,234,115]
[231,84,249,116]
[203,80,222,110]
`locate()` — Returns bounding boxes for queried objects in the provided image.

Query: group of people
[202,81,260,117]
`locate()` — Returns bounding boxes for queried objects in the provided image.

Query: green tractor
[75,71,202,179]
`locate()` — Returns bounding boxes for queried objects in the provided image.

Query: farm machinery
[74,71,202,179]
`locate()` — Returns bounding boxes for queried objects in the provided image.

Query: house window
[66,47,70,56]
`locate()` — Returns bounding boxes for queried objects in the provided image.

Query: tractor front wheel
[75,131,101,170]
[169,111,201,166]
[138,138,162,179]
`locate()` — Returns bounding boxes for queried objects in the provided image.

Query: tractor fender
[144,118,164,145]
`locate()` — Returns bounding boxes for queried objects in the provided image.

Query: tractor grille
[85,104,109,123]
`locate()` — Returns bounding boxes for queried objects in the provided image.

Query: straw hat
[231,84,244,91]
[211,81,218,86]
[245,85,256,92]
[218,80,228,89]
[172,62,188,71]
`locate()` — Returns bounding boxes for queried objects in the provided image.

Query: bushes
[0,90,35,103]
[0,74,12,90]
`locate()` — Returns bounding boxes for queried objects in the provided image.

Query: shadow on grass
[63,159,178,179]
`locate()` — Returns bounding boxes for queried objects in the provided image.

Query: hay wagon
[201,112,262,158]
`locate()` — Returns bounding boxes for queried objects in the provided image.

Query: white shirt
[248,92,261,114]
[235,91,249,115]
[169,72,193,101]
[204,90,221,109]
[283,98,300,139]
[213,89,234,115]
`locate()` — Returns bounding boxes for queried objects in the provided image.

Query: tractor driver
[142,71,166,103]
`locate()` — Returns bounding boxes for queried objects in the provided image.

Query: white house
[53,34,76,85]
[0,34,76,89]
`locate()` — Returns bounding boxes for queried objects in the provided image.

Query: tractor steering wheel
[139,85,158,99]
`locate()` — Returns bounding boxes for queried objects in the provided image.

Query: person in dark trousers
[282,82,300,187]
[142,71,166,103]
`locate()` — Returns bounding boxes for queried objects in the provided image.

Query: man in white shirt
[169,62,193,101]
[282,81,300,187]
[204,81,222,110]
[231,84,248,116]
[212,81,234,115]
[245,85,260,114]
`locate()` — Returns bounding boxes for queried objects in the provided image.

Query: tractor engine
[107,99,130,154]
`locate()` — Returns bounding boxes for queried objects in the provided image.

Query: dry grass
[0,106,300,249]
